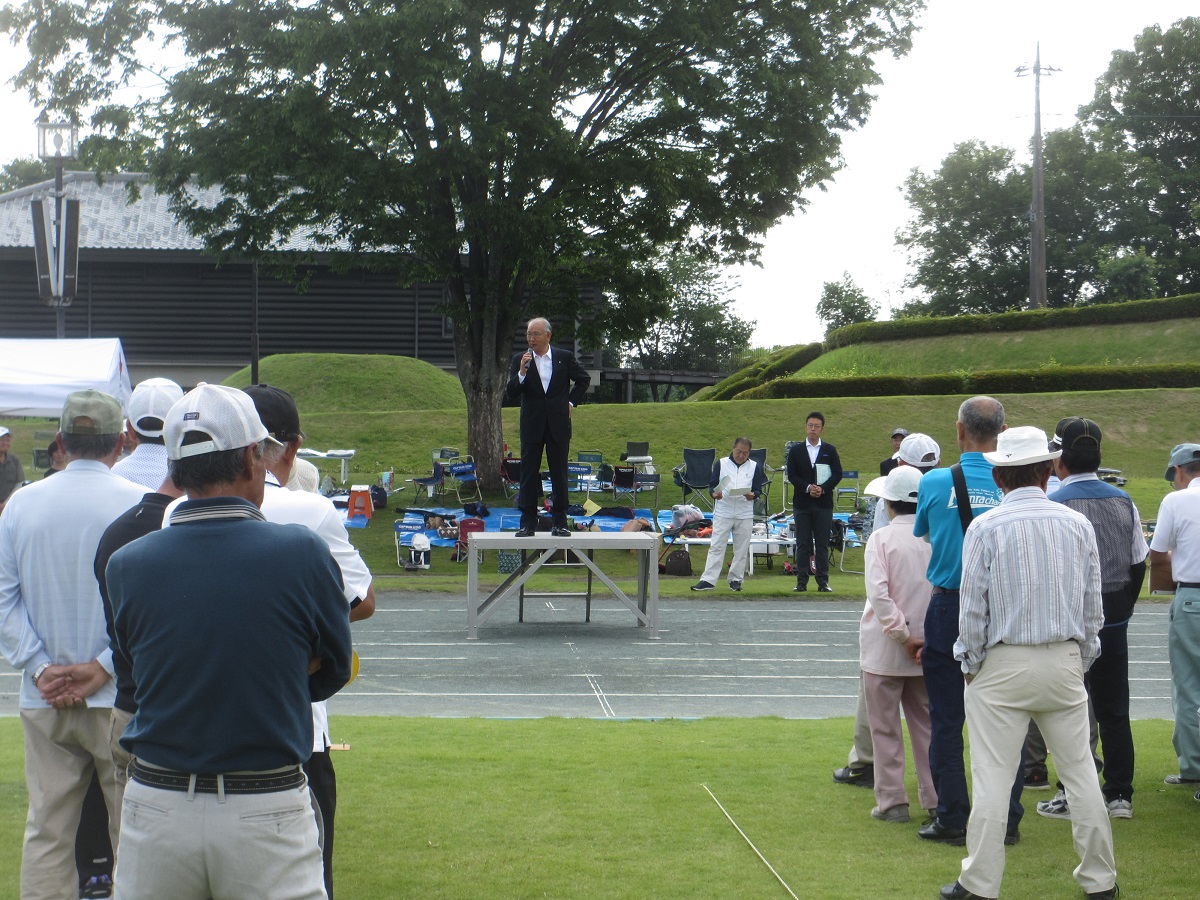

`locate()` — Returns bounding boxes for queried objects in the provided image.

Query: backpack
[663,549,693,577]
[370,484,388,509]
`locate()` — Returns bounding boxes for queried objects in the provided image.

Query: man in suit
[787,411,843,592]
[506,317,591,537]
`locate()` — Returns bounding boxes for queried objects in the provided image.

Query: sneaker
[1106,798,1133,819]
[871,804,910,823]
[793,583,807,593]
[1024,769,1051,790]
[832,765,874,788]
[1037,789,1070,819]
[1085,886,1119,899]
[690,581,715,592]
[817,584,833,593]
[729,581,742,592]
[81,875,113,899]
[1194,789,1200,804]
[1164,773,1200,785]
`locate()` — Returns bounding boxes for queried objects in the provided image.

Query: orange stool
[347,484,373,520]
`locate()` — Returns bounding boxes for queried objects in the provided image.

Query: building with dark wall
[0,172,600,385]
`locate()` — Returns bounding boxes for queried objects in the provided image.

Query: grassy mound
[223,353,466,413]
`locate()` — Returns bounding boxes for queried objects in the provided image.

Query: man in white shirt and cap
[112,377,184,489]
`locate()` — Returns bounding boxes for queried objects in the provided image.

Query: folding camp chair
[611,464,637,506]
[407,460,447,502]
[577,449,604,467]
[672,448,716,512]
[453,517,487,563]
[449,459,483,506]
[836,470,860,511]
[748,448,775,519]
[499,457,522,500]
[567,462,595,498]
[624,441,653,471]
[634,471,660,509]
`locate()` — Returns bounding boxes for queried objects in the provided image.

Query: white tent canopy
[0,338,132,418]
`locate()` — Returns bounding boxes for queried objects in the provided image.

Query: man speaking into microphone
[506,317,591,537]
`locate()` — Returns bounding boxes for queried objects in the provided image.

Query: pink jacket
[859,514,933,677]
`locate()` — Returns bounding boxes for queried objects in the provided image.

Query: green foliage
[0,157,52,192]
[1,0,922,485]
[701,342,825,401]
[815,272,878,334]
[825,293,1200,348]
[1081,16,1200,292]
[618,250,754,401]
[1089,247,1160,305]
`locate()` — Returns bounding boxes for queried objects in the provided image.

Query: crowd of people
[808,398,1198,900]
[0,379,370,900]
[2,326,1198,900]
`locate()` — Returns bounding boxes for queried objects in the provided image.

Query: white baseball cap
[0,426,10,438]
[164,383,280,460]
[898,432,941,468]
[127,377,184,438]
[864,465,924,503]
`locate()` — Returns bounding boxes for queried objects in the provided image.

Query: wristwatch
[31,663,51,686]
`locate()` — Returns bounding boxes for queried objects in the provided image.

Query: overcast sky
[2,1,1194,348]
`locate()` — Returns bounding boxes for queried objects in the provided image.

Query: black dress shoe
[793,583,807,592]
[551,526,571,538]
[940,882,994,900]
[1004,828,1019,846]
[918,817,967,845]
[817,584,833,593]
[515,526,536,538]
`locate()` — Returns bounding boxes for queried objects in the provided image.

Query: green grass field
[0,717,1193,899]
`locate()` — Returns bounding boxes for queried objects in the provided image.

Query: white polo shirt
[1150,478,1200,582]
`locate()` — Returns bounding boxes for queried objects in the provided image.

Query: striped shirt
[953,485,1103,675]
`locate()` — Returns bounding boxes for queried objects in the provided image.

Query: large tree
[620,251,752,401]
[1081,16,1200,293]
[1,0,920,484]
[815,272,877,334]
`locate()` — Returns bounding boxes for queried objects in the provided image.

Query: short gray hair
[958,396,1005,443]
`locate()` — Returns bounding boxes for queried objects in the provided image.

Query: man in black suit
[506,317,591,537]
[787,411,843,592]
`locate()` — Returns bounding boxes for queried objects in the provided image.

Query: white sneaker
[1106,798,1133,819]
[1036,789,1070,819]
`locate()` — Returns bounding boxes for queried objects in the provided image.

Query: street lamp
[34,112,80,338]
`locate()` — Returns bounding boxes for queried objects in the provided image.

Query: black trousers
[75,770,112,886]
[304,748,338,900]
[518,423,570,527]
[792,505,833,585]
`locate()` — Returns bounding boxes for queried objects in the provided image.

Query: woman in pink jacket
[860,465,937,824]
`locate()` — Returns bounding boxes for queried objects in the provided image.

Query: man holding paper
[691,437,767,592]
[788,411,843,592]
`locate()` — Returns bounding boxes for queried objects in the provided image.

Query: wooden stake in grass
[702,784,798,900]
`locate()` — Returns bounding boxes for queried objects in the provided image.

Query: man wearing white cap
[112,377,184,489]
[939,426,1115,900]
[0,424,25,513]
[105,383,352,900]
[0,390,143,899]
[1148,441,1200,794]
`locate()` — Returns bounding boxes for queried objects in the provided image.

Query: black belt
[931,586,958,595]
[131,760,305,795]
[1178,582,1200,590]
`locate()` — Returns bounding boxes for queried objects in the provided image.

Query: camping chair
[833,515,866,575]
[449,458,483,506]
[407,460,447,502]
[623,441,653,471]
[453,516,487,563]
[672,448,716,512]
[567,462,595,498]
[500,457,522,500]
[749,448,774,519]
[634,471,660,509]
[836,470,860,511]
[780,440,801,511]
[611,464,637,506]
[433,446,461,463]
[577,449,604,468]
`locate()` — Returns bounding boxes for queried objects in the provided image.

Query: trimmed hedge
[705,342,824,401]
[824,294,1200,349]
[735,364,1200,401]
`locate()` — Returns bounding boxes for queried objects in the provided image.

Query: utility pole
[1016,45,1058,310]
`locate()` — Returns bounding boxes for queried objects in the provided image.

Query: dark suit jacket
[505,347,591,442]
[787,439,843,511]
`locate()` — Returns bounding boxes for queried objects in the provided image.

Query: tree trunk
[460,364,507,492]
